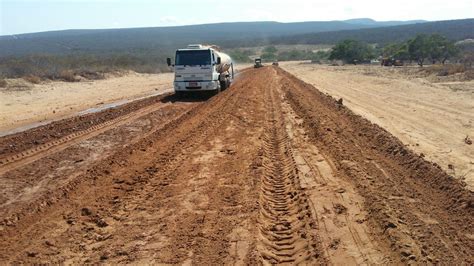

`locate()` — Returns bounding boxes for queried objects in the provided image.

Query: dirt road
[0,67,472,264]
[281,62,474,190]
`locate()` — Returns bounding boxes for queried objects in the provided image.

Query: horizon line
[0,17,442,37]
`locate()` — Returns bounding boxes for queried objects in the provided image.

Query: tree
[310,50,330,62]
[263,46,278,54]
[408,34,460,66]
[427,34,459,64]
[383,42,409,60]
[441,42,460,64]
[228,49,252,63]
[329,40,374,64]
[408,34,431,67]
[261,52,277,61]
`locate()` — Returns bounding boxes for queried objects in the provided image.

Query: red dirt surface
[0,67,472,264]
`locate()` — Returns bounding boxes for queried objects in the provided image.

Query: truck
[167,44,234,95]
[254,58,263,68]
[381,58,404,67]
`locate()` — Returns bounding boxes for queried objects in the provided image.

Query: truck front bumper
[174,81,219,92]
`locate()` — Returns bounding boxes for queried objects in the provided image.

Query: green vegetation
[0,19,471,79]
[228,46,330,63]
[311,51,331,63]
[328,40,374,64]
[382,42,409,60]
[263,46,278,54]
[228,49,253,63]
[326,33,462,67]
[276,49,329,62]
[0,53,171,80]
[426,34,459,64]
[260,46,278,61]
[0,20,435,58]
[270,19,473,46]
[382,34,460,66]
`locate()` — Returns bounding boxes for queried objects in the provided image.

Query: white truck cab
[167,44,233,94]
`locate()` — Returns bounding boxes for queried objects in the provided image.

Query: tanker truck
[167,44,234,95]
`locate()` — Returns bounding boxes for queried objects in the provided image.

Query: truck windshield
[176,50,211,66]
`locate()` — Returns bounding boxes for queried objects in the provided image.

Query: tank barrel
[215,51,232,73]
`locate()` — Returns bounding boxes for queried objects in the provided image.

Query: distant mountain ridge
[2,18,471,58]
[0,18,427,39]
[267,19,474,46]
[343,18,426,26]
[0,18,428,57]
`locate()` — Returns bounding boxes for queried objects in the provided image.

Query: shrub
[76,70,105,80]
[329,40,375,64]
[0,52,172,80]
[0,79,7,88]
[228,49,253,63]
[439,64,466,75]
[261,52,277,61]
[423,64,466,76]
[24,75,42,84]
[263,46,278,54]
[58,70,78,82]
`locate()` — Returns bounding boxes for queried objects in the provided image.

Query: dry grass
[24,75,42,84]
[424,64,469,76]
[57,70,79,82]
[415,64,474,81]
[75,70,105,80]
[465,69,474,80]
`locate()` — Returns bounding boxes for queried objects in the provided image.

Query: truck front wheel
[219,80,227,91]
[211,85,221,96]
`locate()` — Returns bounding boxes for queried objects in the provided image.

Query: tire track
[0,101,172,175]
[276,66,474,264]
[0,73,257,263]
[257,72,324,264]
[280,94,389,265]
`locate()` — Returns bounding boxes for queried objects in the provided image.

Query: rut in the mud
[278,67,473,264]
[0,100,173,175]
[257,78,323,264]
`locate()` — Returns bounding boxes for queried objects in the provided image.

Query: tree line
[329,34,461,66]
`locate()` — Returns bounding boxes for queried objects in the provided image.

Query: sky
[0,0,473,35]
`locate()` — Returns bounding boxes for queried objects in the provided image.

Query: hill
[0,19,426,57]
[344,18,426,26]
[267,19,474,46]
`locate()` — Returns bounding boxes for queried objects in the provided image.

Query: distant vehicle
[381,58,404,66]
[167,44,234,95]
[254,58,263,68]
[272,61,279,66]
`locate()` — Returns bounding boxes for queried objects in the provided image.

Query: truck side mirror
[216,57,221,65]
[166,58,172,66]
